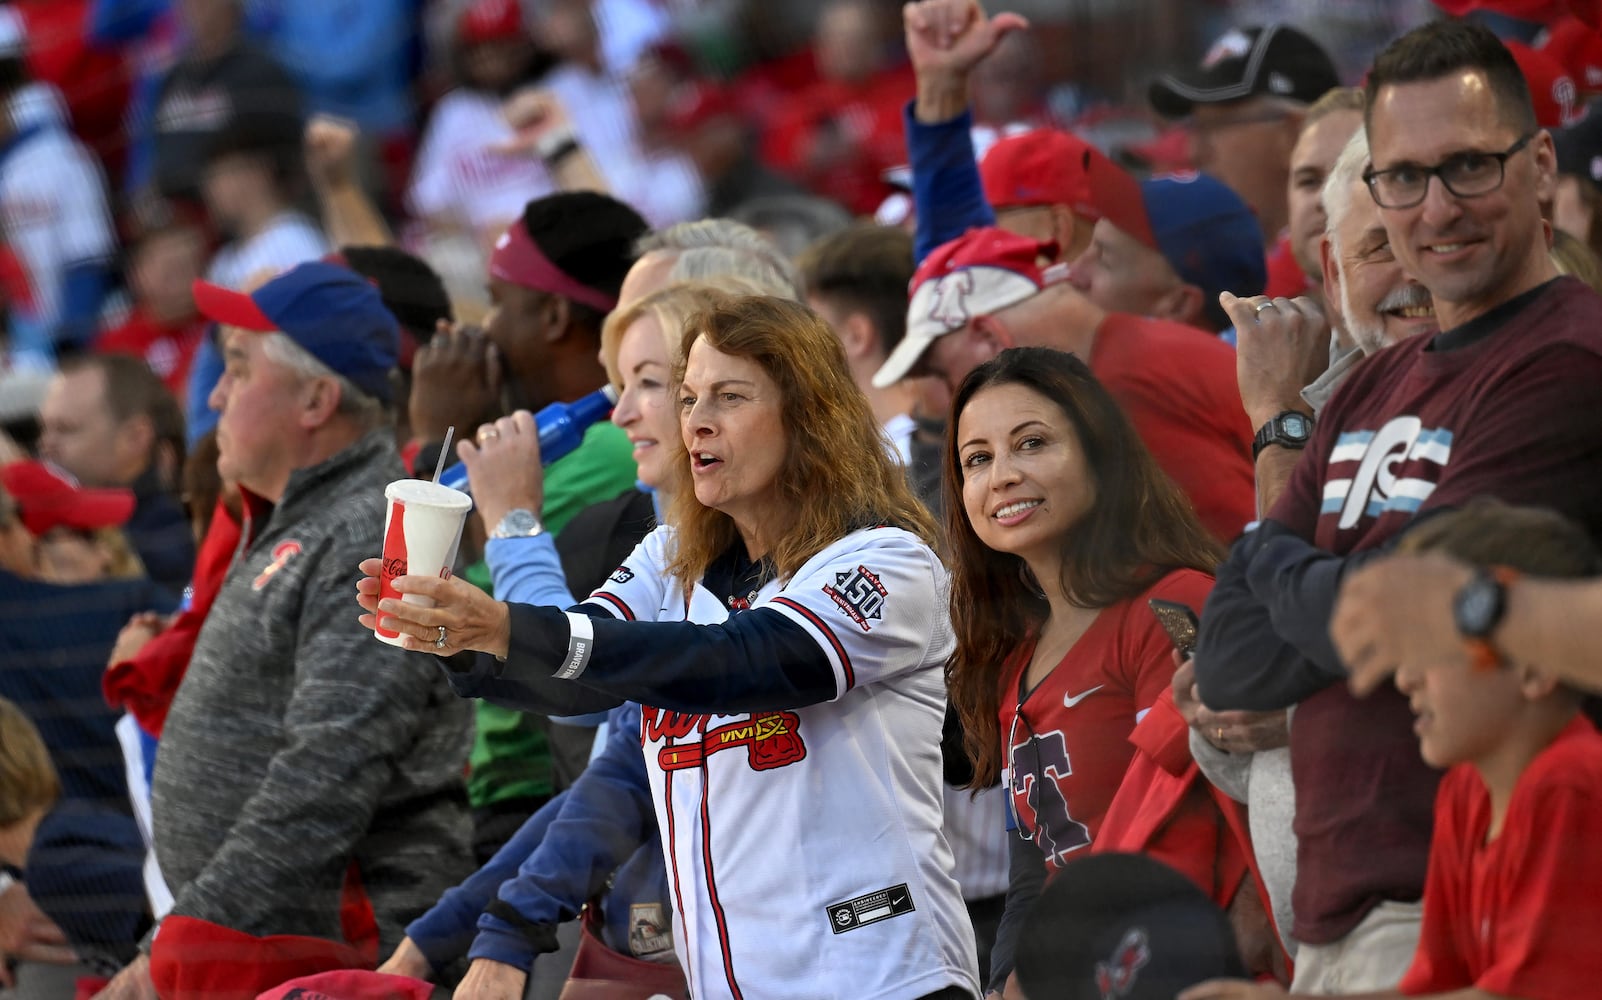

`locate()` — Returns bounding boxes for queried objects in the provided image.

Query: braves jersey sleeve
[763,527,953,698]
[574,524,675,625]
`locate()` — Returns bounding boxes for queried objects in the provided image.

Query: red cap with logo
[1543,17,1602,97]
[873,227,1069,388]
[1506,38,1582,128]
[979,129,1156,248]
[0,461,134,536]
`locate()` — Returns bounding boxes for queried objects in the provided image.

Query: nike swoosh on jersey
[1062,685,1105,708]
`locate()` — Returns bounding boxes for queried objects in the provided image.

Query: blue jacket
[406,702,670,974]
[904,103,994,264]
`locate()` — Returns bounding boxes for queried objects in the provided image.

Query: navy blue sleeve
[905,102,995,263]
[986,829,1045,993]
[54,262,109,353]
[1194,520,1392,712]
[468,703,655,972]
[404,788,571,974]
[88,0,164,41]
[499,603,839,714]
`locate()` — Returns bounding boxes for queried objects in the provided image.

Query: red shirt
[96,308,206,397]
[1000,569,1214,869]
[1262,232,1310,300]
[1400,715,1602,998]
[1091,313,1256,544]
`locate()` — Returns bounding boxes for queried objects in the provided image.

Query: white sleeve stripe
[554,612,595,680]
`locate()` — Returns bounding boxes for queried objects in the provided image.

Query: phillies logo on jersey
[1094,928,1151,999]
[1008,725,1091,866]
[823,565,887,631]
[1321,416,1452,530]
[644,708,807,772]
[252,541,303,590]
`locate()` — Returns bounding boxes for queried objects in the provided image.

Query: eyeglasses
[1363,133,1535,209]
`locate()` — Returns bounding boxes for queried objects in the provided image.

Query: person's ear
[1054,205,1091,261]
[542,294,573,342]
[837,311,877,362]
[301,376,342,428]
[1533,129,1559,206]
[1517,662,1562,701]
[1156,283,1206,327]
[973,314,1014,350]
[1320,236,1347,330]
[114,414,156,472]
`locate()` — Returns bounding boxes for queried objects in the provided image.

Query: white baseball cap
[873,227,1068,389]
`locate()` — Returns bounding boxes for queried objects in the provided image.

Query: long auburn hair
[664,296,937,588]
[942,347,1225,786]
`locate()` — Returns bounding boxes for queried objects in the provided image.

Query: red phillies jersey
[1401,715,1602,997]
[1000,569,1214,869]
[1091,314,1255,543]
[1262,232,1310,300]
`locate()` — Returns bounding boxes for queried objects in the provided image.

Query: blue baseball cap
[1138,172,1265,329]
[192,261,399,404]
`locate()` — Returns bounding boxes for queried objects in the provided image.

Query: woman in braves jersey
[943,347,1228,997]
[359,295,980,1000]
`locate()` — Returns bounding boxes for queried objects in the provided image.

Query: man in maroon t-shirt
[1193,19,1602,996]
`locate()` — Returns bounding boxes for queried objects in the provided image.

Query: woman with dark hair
[943,347,1245,996]
[359,295,980,1000]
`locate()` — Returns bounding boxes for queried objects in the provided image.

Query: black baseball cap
[1150,24,1340,119]
[1014,853,1247,1000]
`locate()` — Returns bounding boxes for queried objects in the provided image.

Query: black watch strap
[1252,410,1315,461]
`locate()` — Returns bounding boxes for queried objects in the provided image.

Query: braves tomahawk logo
[928,271,975,331]
[1322,416,1452,530]
[644,709,807,772]
[1095,927,1151,999]
[252,540,303,591]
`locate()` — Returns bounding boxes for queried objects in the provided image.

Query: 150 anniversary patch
[822,565,887,631]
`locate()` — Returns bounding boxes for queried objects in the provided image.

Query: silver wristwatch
[490,508,545,539]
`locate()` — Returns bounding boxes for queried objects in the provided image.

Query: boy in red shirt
[1184,498,1602,1000]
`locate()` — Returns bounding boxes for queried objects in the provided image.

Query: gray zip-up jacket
[151,431,473,952]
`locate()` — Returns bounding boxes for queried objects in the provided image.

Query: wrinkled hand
[92,954,156,1000]
[304,114,361,191]
[0,881,74,974]
[1221,292,1329,430]
[460,411,547,530]
[108,611,168,667]
[1179,978,1289,1000]
[904,0,1029,81]
[494,89,573,157]
[453,957,527,1000]
[356,558,513,659]
[376,935,434,981]
[1173,653,1290,754]
[1333,552,1473,697]
[409,322,504,446]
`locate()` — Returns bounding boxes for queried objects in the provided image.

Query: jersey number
[1012,729,1091,865]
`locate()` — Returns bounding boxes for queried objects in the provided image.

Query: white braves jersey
[582,525,979,1000]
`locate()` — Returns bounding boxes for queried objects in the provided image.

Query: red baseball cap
[874,227,1069,388]
[1506,39,1583,128]
[979,129,1156,248]
[457,0,523,45]
[1543,17,1602,96]
[0,461,134,536]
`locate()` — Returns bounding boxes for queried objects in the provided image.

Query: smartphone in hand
[1148,599,1200,659]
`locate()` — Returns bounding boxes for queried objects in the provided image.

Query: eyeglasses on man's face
[1363,132,1536,209]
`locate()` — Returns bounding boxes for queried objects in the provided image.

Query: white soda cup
[374,479,473,647]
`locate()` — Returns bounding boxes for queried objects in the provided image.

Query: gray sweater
[152,431,473,951]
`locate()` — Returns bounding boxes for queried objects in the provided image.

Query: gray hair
[258,332,388,430]
[635,218,803,298]
[1322,127,1371,253]
[668,246,802,301]
[728,194,854,262]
